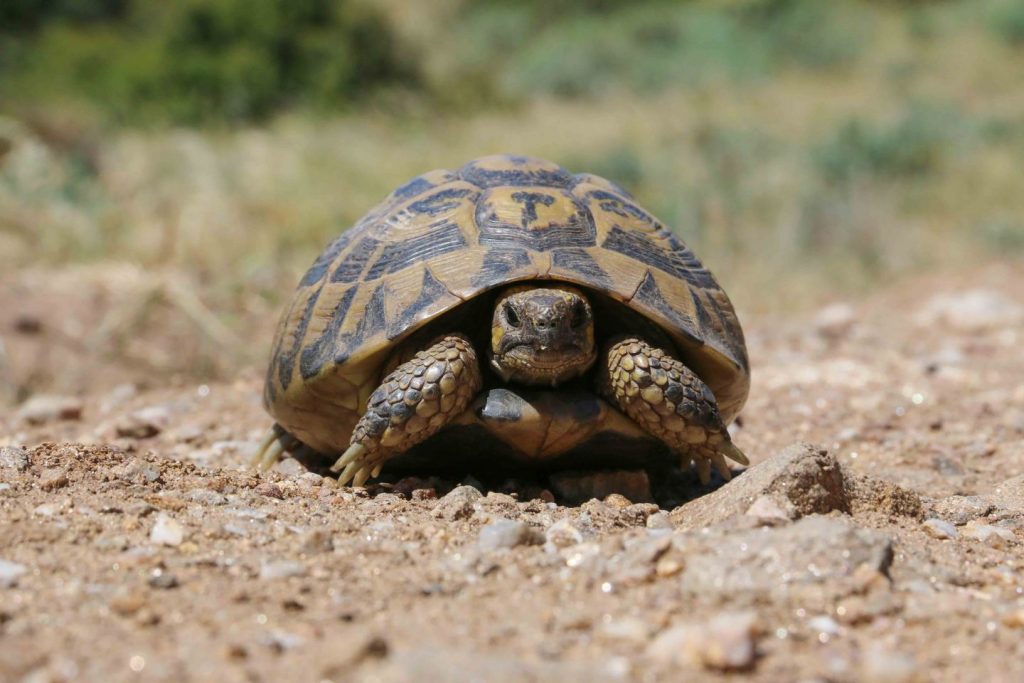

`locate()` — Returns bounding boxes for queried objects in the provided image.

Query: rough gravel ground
[2,262,1023,683]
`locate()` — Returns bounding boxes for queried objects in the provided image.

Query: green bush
[988,0,1024,45]
[452,0,868,100]
[812,105,965,183]
[0,0,418,124]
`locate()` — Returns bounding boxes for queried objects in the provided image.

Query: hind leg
[331,334,482,486]
[250,424,319,471]
[599,336,748,484]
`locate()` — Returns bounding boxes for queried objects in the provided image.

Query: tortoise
[252,155,750,490]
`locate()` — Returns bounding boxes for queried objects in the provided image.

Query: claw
[352,467,372,488]
[330,443,366,474]
[719,440,749,466]
[256,439,285,472]
[709,451,733,481]
[695,457,711,485]
[248,427,280,468]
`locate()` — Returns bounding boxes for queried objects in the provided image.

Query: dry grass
[1,4,1023,394]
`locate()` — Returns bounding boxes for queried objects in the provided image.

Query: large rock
[671,443,848,529]
[675,515,894,597]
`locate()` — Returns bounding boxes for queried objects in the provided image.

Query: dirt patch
[2,261,1023,682]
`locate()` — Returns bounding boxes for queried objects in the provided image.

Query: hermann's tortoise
[253,155,750,487]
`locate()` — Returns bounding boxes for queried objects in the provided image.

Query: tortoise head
[489,284,596,386]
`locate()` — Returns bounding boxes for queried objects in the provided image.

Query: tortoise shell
[264,155,749,456]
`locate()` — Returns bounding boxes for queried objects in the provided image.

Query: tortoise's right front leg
[599,336,748,484]
[331,334,481,486]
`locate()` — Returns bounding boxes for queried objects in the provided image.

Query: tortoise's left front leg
[599,336,748,484]
[331,334,482,486]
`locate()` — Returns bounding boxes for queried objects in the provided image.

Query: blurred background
[1,0,1023,403]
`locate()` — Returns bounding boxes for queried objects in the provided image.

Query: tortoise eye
[504,303,521,328]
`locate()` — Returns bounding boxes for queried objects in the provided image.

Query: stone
[545,519,584,549]
[478,519,542,552]
[0,445,29,471]
[39,468,69,491]
[961,522,1016,548]
[259,560,307,580]
[549,469,653,505]
[922,519,958,540]
[0,559,28,587]
[648,611,758,671]
[992,474,1024,503]
[814,302,857,339]
[915,289,1023,331]
[300,528,335,554]
[645,512,673,529]
[432,485,483,521]
[745,495,792,522]
[116,405,171,438]
[16,395,83,424]
[117,459,161,485]
[861,645,918,683]
[187,488,228,506]
[598,617,650,645]
[150,514,185,546]
[670,444,847,529]
[255,482,285,499]
[677,516,893,597]
[931,496,994,526]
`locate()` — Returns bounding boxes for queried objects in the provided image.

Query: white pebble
[478,519,539,552]
[962,522,1015,548]
[922,519,958,540]
[259,560,306,580]
[0,559,28,588]
[149,514,185,546]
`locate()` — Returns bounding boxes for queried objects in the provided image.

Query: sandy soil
[1,261,1023,682]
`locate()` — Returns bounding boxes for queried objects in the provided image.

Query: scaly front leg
[331,334,482,486]
[599,336,748,484]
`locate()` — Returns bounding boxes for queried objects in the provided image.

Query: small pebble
[746,495,792,522]
[259,560,306,580]
[645,512,673,530]
[648,611,759,671]
[545,519,584,548]
[256,482,285,500]
[862,645,918,683]
[108,590,147,616]
[148,571,180,589]
[300,529,334,554]
[116,405,171,438]
[599,617,649,644]
[922,519,958,540]
[478,519,541,552]
[0,559,28,588]
[808,615,841,636]
[150,514,185,546]
[0,445,29,471]
[962,522,1015,548]
[33,503,61,517]
[433,485,482,520]
[187,488,228,506]
[17,395,83,424]
[39,468,69,491]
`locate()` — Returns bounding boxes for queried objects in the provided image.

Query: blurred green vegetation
[0,0,416,123]
[1,0,1023,330]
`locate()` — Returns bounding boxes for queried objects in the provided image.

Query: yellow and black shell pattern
[264,155,749,455]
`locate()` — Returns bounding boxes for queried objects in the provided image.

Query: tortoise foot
[249,424,300,472]
[331,334,481,487]
[600,336,748,485]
